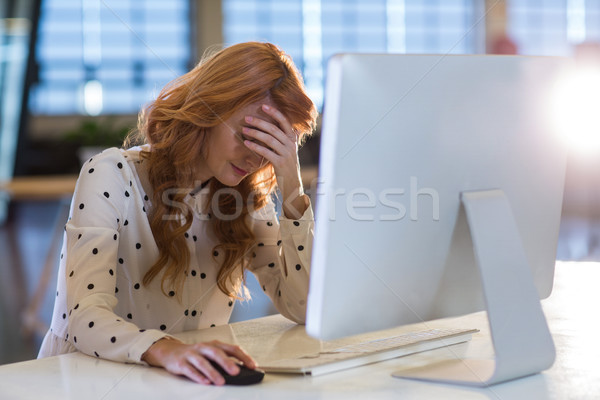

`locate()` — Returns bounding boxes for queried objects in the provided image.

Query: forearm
[251,199,314,324]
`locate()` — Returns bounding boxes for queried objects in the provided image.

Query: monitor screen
[306,54,570,341]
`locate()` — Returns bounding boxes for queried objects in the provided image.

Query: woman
[38,42,318,386]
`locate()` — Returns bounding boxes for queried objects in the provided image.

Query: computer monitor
[305,54,571,386]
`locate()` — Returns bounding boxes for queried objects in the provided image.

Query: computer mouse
[207,359,265,385]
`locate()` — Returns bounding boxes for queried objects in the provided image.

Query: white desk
[1,261,599,399]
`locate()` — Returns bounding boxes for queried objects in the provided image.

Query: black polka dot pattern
[45,148,314,364]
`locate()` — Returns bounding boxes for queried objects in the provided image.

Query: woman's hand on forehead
[241,104,307,218]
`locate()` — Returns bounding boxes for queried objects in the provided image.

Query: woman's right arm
[65,150,172,363]
[66,150,257,384]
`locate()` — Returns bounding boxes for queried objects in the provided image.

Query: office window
[223,0,477,108]
[585,1,600,42]
[507,0,569,56]
[507,0,600,56]
[29,0,191,115]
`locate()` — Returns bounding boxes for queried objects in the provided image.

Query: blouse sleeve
[247,196,314,324]
[65,149,172,364]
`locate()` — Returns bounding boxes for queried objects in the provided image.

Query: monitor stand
[392,189,556,386]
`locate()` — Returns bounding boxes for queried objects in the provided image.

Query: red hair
[127,42,317,298]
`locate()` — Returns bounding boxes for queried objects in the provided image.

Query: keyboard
[260,327,479,377]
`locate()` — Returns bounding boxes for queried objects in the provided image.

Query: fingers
[161,354,217,385]
[197,343,240,375]
[242,114,297,167]
[261,104,295,139]
[158,341,256,386]
[176,361,213,385]
[210,340,258,369]
[244,104,297,147]
[186,350,228,385]
[243,125,287,155]
[243,138,285,169]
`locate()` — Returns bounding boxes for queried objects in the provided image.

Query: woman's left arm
[247,201,314,324]
[242,104,315,323]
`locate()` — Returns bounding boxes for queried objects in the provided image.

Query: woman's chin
[215,175,245,187]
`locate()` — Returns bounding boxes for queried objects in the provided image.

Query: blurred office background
[2,0,600,365]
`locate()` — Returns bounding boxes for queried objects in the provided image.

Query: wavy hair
[126,42,317,299]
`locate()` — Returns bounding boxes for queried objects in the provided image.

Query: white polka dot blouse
[38,146,314,364]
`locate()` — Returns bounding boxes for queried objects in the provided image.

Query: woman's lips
[231,163,248,176]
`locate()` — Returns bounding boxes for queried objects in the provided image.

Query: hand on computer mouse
[142,338,260,385]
